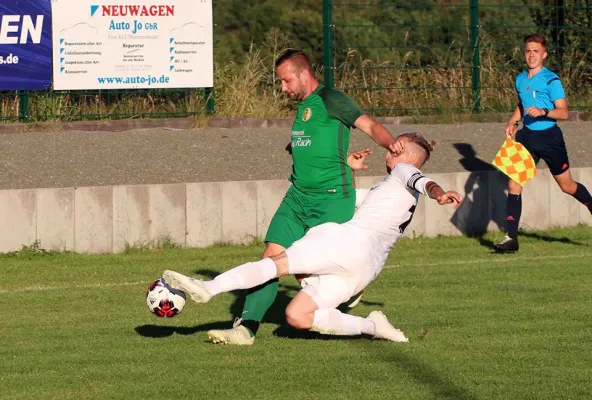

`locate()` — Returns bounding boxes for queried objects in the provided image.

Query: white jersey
[342,163,433,271]
[286,162,435,303]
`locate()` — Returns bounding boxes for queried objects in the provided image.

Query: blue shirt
[515,67,565,131]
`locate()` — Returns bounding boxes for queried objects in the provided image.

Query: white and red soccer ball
[146,278,186,318]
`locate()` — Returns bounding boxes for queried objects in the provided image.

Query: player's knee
[559,181,576,195]
[285,306,311,330]
[262,248,274,259]
[560,184,572,194]
[262,242,285,258]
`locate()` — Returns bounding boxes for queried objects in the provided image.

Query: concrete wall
[1,168,589,254]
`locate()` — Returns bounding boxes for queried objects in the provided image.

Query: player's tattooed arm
[425,181,444,199]
[426,181,463,207]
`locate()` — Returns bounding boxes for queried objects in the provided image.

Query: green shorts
[265,186,356,249]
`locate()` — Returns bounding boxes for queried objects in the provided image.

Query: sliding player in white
[164,133,461,344]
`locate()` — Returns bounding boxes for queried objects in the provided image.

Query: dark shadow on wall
[450,143,507,249]
[450,143,587,250]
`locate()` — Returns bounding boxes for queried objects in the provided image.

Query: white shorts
[284,223,381,308]
[299,275,351,309]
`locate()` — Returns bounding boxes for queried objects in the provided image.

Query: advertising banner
[51,0,213,90]
[0,0,52,90]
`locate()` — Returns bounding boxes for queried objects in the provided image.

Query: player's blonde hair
[396,132,436,162]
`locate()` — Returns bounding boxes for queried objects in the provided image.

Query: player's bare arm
[525,98,568,120]
[353,114,397,150]
[425,181,462,208]
[506,105,523,137]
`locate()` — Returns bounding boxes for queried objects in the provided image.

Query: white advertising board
[51,0,213,90]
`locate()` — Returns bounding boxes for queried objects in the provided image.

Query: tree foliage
[211,0,591,113]
[213,1,589,69]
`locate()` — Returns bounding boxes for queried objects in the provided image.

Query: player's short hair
[523,33,547,49]
[275,49,313,75]
[397,132,436,162]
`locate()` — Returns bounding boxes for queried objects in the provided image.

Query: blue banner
[0,0,52,90]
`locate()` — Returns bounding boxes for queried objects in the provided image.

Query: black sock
[506,194,521,240]
[571,182,592,213]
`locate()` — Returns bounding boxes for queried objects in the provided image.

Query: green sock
[240,278,279,337]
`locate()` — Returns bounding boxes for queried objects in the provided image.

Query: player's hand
[285,142,293,154]
[437,190,462,208]
[525,107,545,118]
[505,123,518,138]
[388,140,404,156]
[347,148,372,170]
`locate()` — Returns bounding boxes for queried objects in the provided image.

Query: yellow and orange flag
[492,137,537,187]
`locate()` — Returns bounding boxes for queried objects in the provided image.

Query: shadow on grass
[472,230,588,253]
[136,268,296,339]
[137,268,385,340]
[190,268,295,326]
[271,325,366,341]
[519,231,588,246]
[135,324,222,338]
[376,349,476,400]
[472,234,496,250]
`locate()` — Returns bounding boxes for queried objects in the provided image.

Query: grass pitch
[1,226,591,400]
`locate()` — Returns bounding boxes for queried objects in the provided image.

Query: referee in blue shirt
[495,34,592,253]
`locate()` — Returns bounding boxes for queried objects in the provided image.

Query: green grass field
[1,227,591,400]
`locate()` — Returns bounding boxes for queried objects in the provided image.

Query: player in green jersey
[207,49,400,345]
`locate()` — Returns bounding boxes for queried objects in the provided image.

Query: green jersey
[289,84,364,199]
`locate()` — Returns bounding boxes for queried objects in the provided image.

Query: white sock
[202,258,277,296]
[311,309,376,336]
[361,318,376,336]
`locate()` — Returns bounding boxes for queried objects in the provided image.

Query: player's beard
[293,82,308,101]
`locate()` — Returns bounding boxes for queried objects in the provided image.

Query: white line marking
[2,280,146,294]
[2,252,591,294]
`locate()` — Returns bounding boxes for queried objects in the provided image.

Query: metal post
[205,87,214,114]
[469,0,481,114]
[19,91,29,122]
[553,0,565,73]
[322,0,334,89]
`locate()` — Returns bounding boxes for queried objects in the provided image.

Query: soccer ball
[146,278,186,317]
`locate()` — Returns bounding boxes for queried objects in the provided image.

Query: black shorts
[515,125,570,176]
